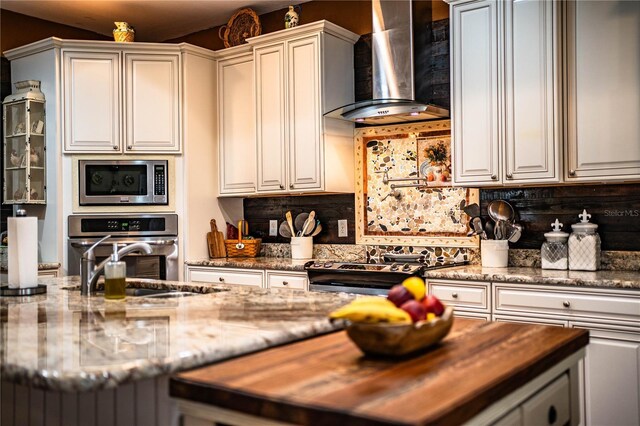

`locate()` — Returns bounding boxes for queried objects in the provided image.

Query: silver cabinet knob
[569,170,576,176]
[563,300,571,308]
[218,277,225,282]
[491,174,497,180]
[282,281,288,286]
[112,146,118,150]
[506,172,513,179]
[452,292,459,299]
[289,183,294,189]
[279,184,284,189]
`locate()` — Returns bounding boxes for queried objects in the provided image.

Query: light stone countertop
[0,276,355,392]
[425,265,640,289]
[0,262,60,273]
[185,257,351,272]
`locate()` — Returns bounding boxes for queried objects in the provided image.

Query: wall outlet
[269,220,278,236]
[338,219,348,237]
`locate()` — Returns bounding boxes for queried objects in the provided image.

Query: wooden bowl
[345,306,454,357]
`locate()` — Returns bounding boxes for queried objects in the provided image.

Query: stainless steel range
[68,214,178,281]
[305,255,466,295]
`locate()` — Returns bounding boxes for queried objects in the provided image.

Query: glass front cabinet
[3,80,46,204]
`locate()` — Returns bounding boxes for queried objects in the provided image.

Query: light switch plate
[338,219,348,237]
[269,220,278,236]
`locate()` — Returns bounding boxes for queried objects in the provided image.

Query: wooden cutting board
[207,219,226,258]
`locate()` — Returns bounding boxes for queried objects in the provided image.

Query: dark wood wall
[243,194,356,244]
[1,58,13,232]
[481,184,640,251]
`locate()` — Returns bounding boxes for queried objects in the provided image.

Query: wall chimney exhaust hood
[325,0,449,125]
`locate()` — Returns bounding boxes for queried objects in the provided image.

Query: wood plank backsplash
[243,194,356,244]
[481,184,640,251]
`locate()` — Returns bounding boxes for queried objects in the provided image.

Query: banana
[329,302,411,324]
[349,296,396,308]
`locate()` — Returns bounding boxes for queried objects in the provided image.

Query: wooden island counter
[170,318,589,426]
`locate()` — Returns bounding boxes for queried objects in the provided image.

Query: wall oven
[79,159,168,205]
[68,214,178,281]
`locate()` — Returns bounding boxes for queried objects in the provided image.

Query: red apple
[422,294,445,316]
[400,300,427,323]
[387,284,413,308]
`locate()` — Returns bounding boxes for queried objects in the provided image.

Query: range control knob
[390,263,399,271]
[402,263,411,272]
[312,262,322,268]
[323,262,333,268]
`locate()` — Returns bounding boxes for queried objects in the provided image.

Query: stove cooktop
[304,261,467,276]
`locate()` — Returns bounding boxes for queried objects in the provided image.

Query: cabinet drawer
[494,285,640,321]
[187,268,263,287]
[267,272,308,290]
[428,280,489,311]
[522,374,570,426]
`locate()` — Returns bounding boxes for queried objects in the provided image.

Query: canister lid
[544,218,569,241]
[571,209,598,233]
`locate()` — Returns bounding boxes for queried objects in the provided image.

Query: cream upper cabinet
[217,49,257,195]
[62,46,181,154]
[218,21,358,197]
[124,53,180,152]
[63,51,121,152]
[450,0,560,186]
[565,0,640,182]
[451,0,500,185]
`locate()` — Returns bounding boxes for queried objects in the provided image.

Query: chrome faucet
[80,235,153,295]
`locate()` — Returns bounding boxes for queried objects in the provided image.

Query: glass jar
[541,219,568,270]
[104,254,126,300]
[568,210,601,271]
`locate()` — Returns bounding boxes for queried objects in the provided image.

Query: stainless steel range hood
[325,0,449,125]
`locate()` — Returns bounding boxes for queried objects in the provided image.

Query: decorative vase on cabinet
[2,80,46,204]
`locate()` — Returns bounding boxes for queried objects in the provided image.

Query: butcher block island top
[171,319,588,426]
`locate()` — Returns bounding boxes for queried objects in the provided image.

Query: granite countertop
[186,257,341,272]
[0,262,60,272]
[425,265,640,289]
[0,276,354,392]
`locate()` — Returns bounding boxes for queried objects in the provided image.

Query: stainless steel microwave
[79,160,168,205]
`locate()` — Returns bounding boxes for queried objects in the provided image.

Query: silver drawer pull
[562,300,571,308]
[452,292,459,299]
[218,277,225,282]
[282,281,288,286]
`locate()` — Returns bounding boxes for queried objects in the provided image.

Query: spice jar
[541,219,568,270]
[568,209,601,271]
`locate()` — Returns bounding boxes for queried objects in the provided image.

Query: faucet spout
[80,240,153,295]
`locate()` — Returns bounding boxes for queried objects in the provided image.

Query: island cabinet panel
[266,270,308,290]
[171,319,588,426]
[564,0,640,182]
[0,376,177,426]
[185,266,264,287]
[427,279,490,312]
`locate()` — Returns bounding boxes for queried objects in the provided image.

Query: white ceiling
[1,1,307,42]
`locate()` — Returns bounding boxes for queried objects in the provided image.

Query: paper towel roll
[8,216,38,289]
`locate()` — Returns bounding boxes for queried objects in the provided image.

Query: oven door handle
[70,239,176,248]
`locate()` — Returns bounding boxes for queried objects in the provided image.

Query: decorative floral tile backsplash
[365,245,471,266]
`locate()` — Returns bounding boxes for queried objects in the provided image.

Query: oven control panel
[68,214,178,238]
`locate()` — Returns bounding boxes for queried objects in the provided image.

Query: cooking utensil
[462,203,480,218]
[484,220,495,240]
[294,213,309,234]
[279,221,292,238]
[487,200,515,223]
[494,220,508,240]
[300,211,316,237]
[466,216,487,239]
[285,211,295,236]
[207,219,226,258]
[305,219,319,237]
[310,221,322,237]
[507,223,523,243]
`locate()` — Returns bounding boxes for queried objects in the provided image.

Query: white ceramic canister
[541,219,569,270]
[568,209,601,271]
[481,239,509,268]
[291,236,313,259]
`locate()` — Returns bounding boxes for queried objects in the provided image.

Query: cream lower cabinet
[218,21,359,197]
[427,279,491,320]
[217,47,257,195]
[185,266,309,291]
[449,0,560,186]
[564,0,640,182]
[493,283,640,426]
[62,43,181,154]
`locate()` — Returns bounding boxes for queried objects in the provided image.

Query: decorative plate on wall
[218,8,261,48]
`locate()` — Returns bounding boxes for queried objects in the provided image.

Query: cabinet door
[218,53,257,195]
[571,325,640,426]
[504,0,560,183]
[565,0,640,181]
[451,0,501,185]
[288,35,322,191]
[125,53,181,152]
[63,51,121,152]
[255,44,287,193]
